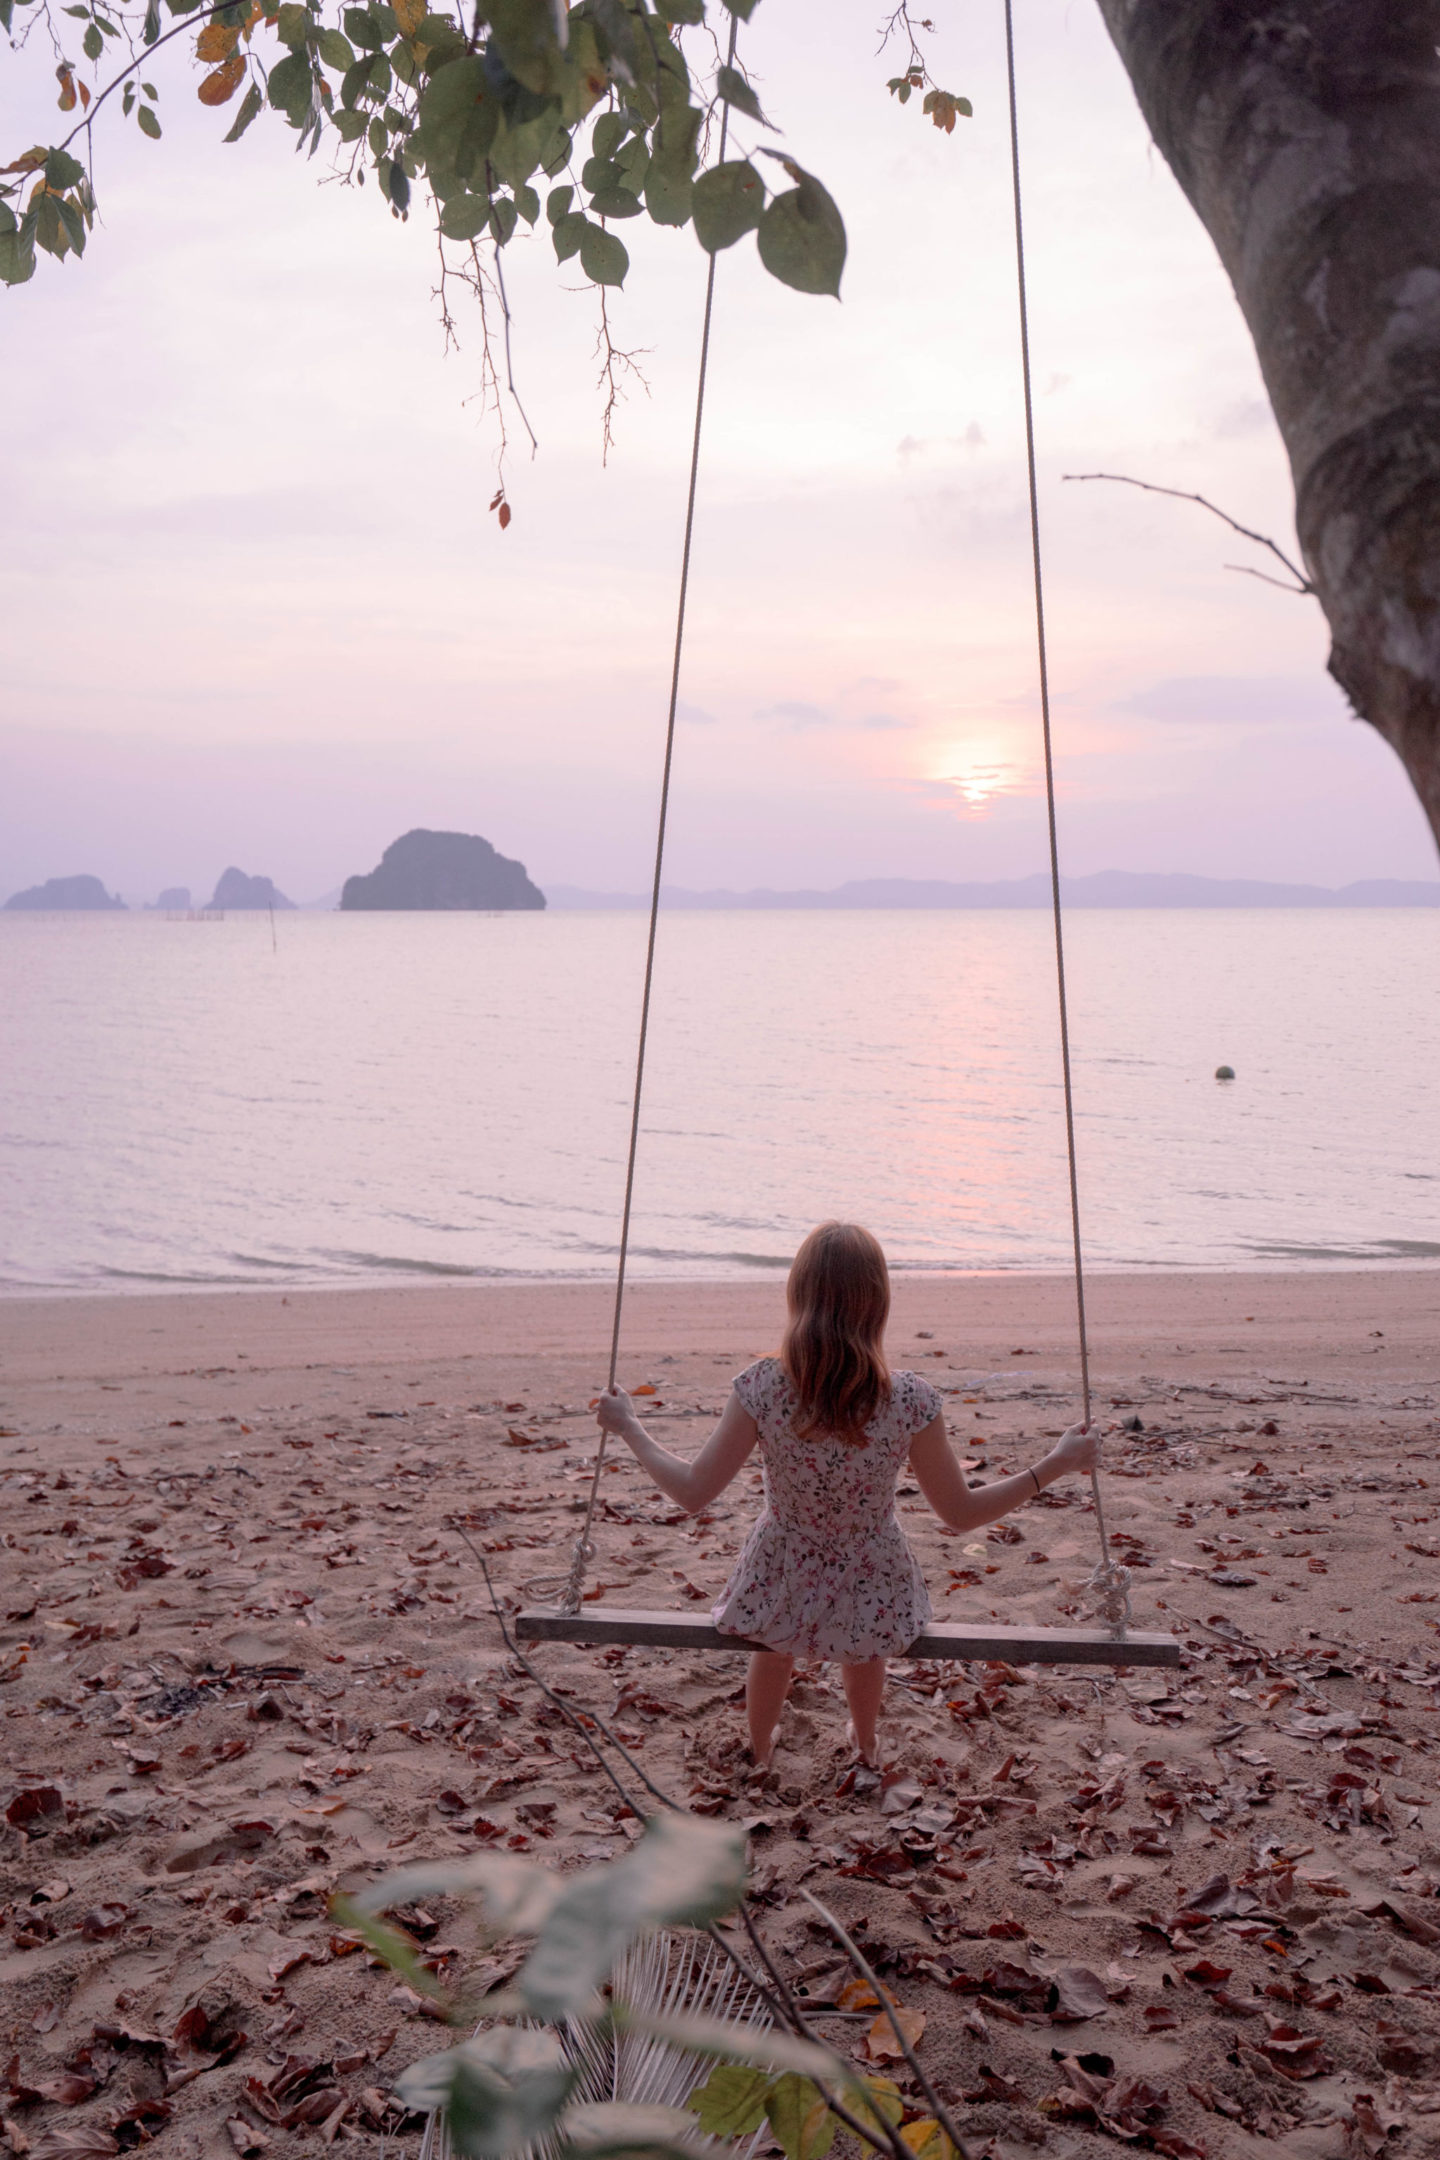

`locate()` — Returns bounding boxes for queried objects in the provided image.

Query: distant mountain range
[545,871,1440,910]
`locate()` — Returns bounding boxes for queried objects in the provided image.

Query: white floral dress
[712,1357,943,1661]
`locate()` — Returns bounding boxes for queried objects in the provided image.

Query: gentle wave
[2,908,1437,1293]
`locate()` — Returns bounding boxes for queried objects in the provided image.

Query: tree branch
[1062,470,1315,596]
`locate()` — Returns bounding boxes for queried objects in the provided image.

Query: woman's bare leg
[746,1650,795,1768]
[842,1658,886,1766]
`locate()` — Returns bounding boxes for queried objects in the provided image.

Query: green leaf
[546,181,573,224]
[714,63,764,123]
[513,180,539,224]
[690,157,761,250]
[223,77,263,137]
[34,191,67,258]
[82,21,102,59]
[488,105,553,185]
[755,163,844,296]
[0,211,37,284]
[490,192,518,244]
[44,147,85,189]
[552,208,587,261]
[343,5,381,45]
[267,49,314,123]
[559,2101,715,2160]
[591,110,627,161]
[368,112,387,154]
[332,104,366,138]
[764,2078,835,2160]
[649,100,700,179]
[643,161,691,226]
[317,27,355,69]
[615,133,649,187]
[718,0,757,16]
[136,102,162,138]
[142,0,160,43]
[486,0,566,95]
[54,191,86,253]
[516,1817,744,2020]
[275,1,311,46]
[397,2030,576,2160]
[346,1850,559,1933]
[653,0,703,21]
[340,54,372,106]
[587,184,640,217]
[847,2078,905,2153]
[687,2066,773,2141]
[581,152,619,192]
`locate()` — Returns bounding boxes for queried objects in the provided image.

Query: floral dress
[712,1357,943,1661]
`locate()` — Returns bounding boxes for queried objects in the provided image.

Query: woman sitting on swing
[596,1219,1100,1771]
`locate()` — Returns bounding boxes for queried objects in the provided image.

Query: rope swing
[522,3,1166,1669]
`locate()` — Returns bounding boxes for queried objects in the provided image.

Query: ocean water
[1,908,1436,1292]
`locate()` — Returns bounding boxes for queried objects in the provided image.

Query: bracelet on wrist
[1028,1467,1042,1497]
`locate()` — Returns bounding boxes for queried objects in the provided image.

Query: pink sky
[4,0,1437,903]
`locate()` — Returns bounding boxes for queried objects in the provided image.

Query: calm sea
[1,909,1436,1293]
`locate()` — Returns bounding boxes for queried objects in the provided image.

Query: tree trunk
[1095,0,1440,854]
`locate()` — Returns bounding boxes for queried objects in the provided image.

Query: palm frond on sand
[417,1930,772,2160]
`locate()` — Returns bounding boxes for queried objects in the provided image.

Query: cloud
[676,701,719,726]
[1118,674,1350,727]
[756,700,833,730]
[755,701,914,733]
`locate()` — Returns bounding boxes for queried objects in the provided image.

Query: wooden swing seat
[516,1606,1179,1668]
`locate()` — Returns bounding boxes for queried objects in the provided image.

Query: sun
[931,748,1032,815]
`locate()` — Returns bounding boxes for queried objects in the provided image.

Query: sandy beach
[3,1270,1440,2158]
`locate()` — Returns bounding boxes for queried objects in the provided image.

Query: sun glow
[932,748,1034,816]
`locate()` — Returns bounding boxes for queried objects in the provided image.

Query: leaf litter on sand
[7,1334,1440,2157]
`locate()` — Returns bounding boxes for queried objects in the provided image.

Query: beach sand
[2,1271,1439,2157]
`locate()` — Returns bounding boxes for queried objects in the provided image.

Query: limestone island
[4,875,125,911]
[209,868,294,910]
[340,828,545,911]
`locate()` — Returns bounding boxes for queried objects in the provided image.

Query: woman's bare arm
[908,1416,1100,1533]
[595,1385,759,1514]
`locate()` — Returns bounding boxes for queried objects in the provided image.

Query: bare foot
[845,1720,880,1770]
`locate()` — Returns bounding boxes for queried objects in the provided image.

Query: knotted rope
[1003,0,1128,1638]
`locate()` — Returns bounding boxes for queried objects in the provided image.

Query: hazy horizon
[6,1,1439,900]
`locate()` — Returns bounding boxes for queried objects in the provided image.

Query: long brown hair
[781,1221,891,1445]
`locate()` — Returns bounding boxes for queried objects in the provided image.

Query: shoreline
[3,1249,1439,1307]
[3,1266,1438,1392]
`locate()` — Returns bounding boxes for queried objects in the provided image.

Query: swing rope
[525,12,742,1616]
[530,2,1131,1641]
[1002,0,1129,1638]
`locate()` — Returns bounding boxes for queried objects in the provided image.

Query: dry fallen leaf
[865,2003,926,2061]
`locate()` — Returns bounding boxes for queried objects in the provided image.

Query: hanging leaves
[195,21,240,63]
[223,81,264,141]
[199,57,247,107]
[579,220,628,287]
[755,158,845,297]
[690,157,762,251]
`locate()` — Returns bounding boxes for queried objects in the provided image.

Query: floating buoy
[1215,1064,1236,1081]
